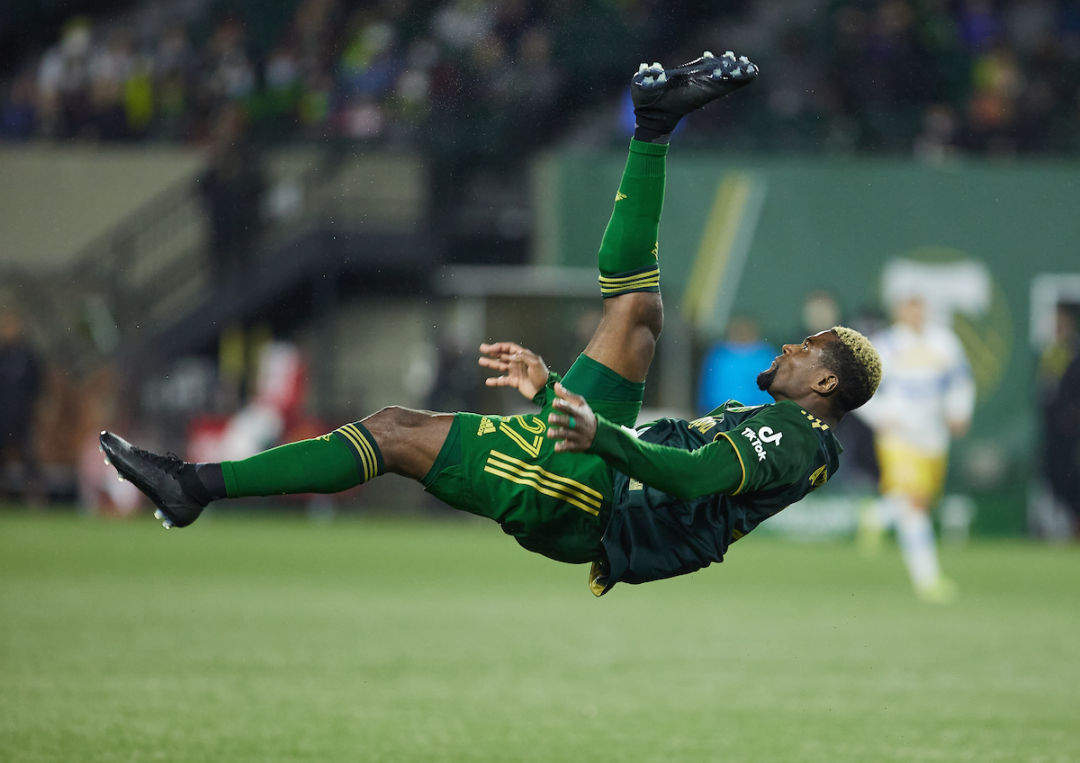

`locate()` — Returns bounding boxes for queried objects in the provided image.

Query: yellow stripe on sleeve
[717,432,748,496]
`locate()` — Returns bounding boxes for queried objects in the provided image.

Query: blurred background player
[0,309,44,504]
[856,293,974,602]
[1038,304,1080,538]
[216,338,307,461]
[697,314,775,411]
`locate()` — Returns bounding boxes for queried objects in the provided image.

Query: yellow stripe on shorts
[485,450,602,516]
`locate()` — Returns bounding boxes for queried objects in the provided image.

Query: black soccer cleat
[631,50,758,135]
[99,430,207,529]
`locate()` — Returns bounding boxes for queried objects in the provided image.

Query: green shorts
[422,354,644,564]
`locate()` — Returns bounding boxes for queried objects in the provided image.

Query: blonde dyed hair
[828,325,882,410]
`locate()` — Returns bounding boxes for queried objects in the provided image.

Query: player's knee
[640,295,664,339]
[607,292,663,340]
[360,405,451,479]
[357,406,418,466]
[363,406,427,439]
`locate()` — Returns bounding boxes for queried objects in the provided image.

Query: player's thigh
[582,292,663,383]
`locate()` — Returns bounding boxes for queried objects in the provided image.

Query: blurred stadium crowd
[723,0,1080,156]
[0,0,690,165]
[2,0,1079,158]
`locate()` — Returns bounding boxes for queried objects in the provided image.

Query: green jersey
[589,400,842,591]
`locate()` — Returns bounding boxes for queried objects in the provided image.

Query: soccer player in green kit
[100,49,882,596]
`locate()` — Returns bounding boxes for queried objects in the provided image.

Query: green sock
[222,422,384,497]
[596,138,668,298]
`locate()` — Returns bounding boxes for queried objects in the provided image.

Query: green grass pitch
[2,509,1077,762]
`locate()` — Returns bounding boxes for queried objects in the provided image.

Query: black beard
[756,367,777,392]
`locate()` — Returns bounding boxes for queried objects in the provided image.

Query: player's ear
[812,372,838,396]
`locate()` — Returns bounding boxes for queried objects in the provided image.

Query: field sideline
[1,509,1077,762]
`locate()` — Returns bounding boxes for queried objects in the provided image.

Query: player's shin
[221,422,384,497]
[597,139,667,299]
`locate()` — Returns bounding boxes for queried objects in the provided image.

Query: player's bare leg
[358,406,453,480]
[584,293,663,383]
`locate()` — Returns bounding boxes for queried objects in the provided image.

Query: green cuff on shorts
[561,354,645,429]
[562,354,645,402]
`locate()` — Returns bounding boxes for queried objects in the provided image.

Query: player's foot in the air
[99,431,208,528]
[632,50,758,135]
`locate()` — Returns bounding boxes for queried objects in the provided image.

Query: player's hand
[547,382,596,452]
[479,341,550,401]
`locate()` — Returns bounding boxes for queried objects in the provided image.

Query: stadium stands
[3,1,1078,156]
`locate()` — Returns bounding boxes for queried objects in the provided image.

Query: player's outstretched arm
[550,383,743,499]
[479,341,550,401]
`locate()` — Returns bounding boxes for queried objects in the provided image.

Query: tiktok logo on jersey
[741,426,783,461]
